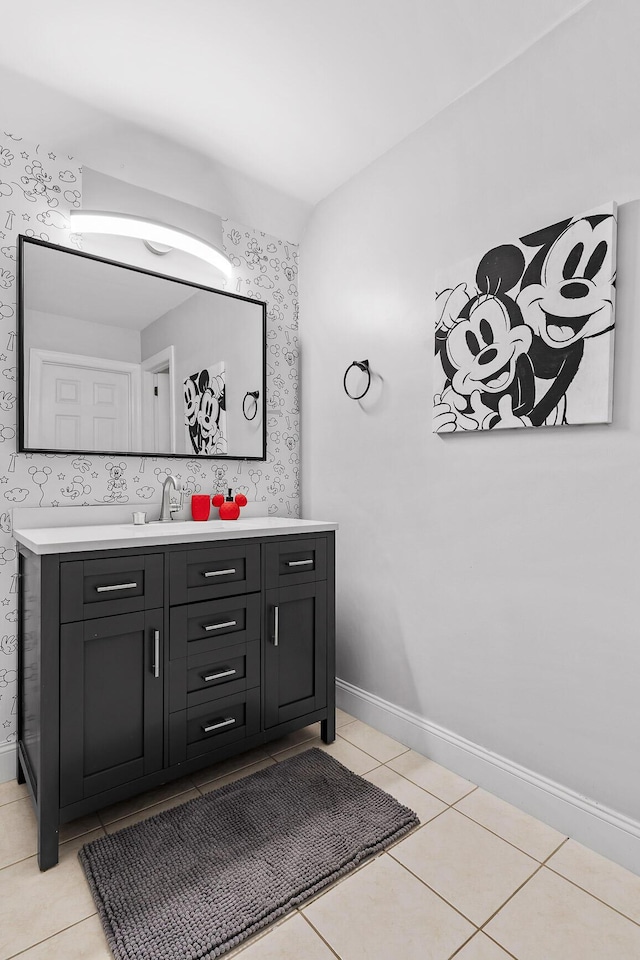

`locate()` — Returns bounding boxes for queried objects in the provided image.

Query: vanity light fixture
[69,210,233,276]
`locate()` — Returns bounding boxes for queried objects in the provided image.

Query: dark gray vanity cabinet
[17,530,335,871]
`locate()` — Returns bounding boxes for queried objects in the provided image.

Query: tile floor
[1,711,640,959]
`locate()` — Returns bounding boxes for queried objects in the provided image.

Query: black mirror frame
[17,235,268,462]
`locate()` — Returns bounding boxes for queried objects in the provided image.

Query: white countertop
[13,516,338,555]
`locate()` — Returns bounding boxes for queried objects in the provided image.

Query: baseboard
[0,741,16,784]
[336,678,640,876]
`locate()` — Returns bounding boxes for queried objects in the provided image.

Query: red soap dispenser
[212,488,248,520]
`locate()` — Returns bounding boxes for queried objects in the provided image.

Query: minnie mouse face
[184,377,199,426]
[197,387,220,440]
[517,216,615,348]
[445,294,532,397]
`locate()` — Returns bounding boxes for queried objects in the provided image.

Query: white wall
[25,310,141,363]
[300,0,640,868]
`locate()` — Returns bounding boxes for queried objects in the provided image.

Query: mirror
[18,237,266,459]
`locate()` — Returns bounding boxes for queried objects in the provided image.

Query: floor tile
[364,765,447,825]
[0,777,28,806]
[233,913,335,959]
[453,933,514,959]
[98,774,196,824]
[547,838,640,925]
[337,719,409,762]
[265,737,321,762]
[390,808,538,925]
[387,750,476,804]
[0,796,37,868]
[103,787,200,833]
[485,867,640,960]
[15,915,112,959]
[454,788,566,861]
[303,853,475,960]
[0,830,102,960]
[265,724,321,756]
[336,708,356,727]
[198,758,276,794]
[191,747,272,787]
[274,736,381,775]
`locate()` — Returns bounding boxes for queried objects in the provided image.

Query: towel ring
[343,360,371,400]
[243,390,260,420]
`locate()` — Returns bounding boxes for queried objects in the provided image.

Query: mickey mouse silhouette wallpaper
[433,201,617,432]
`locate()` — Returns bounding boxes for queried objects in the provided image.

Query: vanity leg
[37,813,60,871]
[321,712,336,745]
[16,751,26,784]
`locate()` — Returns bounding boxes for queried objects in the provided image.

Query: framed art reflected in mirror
[17,236,266,460]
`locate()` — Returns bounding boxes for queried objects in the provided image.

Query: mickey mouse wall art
[184,360,228,454]
[433,202,617,432]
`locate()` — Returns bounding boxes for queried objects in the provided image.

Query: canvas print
[184,361,227,454]
[433,202,617,432]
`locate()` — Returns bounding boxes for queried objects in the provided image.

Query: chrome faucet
[158,474,180,522]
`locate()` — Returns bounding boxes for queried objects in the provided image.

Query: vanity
[14,515,337,870]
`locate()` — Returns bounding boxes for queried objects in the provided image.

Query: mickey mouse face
[184,377,199,425]
[197,388,220,438]
[446,295,532,396]
[517,217,615,348]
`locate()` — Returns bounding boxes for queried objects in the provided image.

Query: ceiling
[25,241,196,330]
[0,0,589,206]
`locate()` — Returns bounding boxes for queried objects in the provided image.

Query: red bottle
[212,488,248,520]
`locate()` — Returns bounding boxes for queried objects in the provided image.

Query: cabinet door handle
[202,717,236,733]
[286,559,313,567]
[96,581,137,593]
[152,629,160,679]
[203,620,237,632]
[202,668,237,682]
[273,605,279,646]
[203,568,236,578]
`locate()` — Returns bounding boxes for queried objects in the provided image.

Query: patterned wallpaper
[0,130,300,746]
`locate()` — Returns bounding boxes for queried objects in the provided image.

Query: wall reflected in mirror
[18,237,266,459]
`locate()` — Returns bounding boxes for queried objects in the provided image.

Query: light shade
[69,210,233,277]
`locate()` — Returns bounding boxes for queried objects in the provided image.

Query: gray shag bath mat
[79,748,419,960]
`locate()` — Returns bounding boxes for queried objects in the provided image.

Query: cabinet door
[60,610,164,806]
[264,582,327,728]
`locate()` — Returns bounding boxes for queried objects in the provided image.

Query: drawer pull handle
[96,581,137,593]
[152,629,160,679]
[286,559,313,567]
[203,620,237,632]
[202,717,236,733]
[202,668,237,682]
[273,605,279,647]
[203,568,236,578]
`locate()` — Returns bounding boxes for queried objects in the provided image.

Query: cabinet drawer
[169,543,260,605]
[265,538,327,588]
[60,554,163,623]
[169,593,260,659]
[169,687,260,764]
[169,639,260,712]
